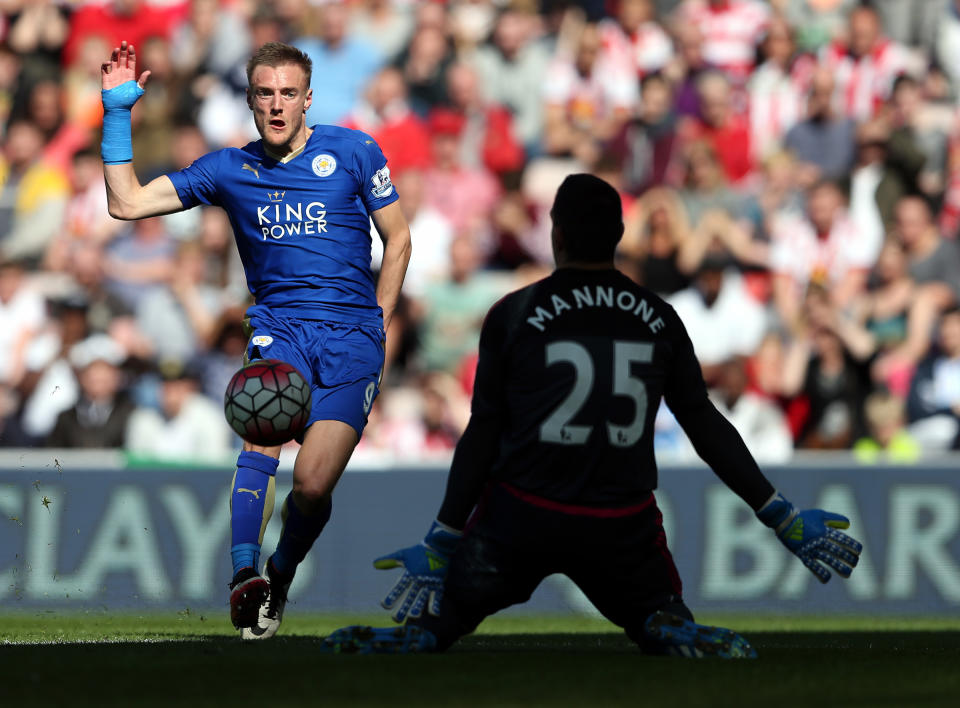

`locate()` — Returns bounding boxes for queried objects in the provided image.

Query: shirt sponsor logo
[312,154,337,177]
[256,190,328,240]
[251,335,273,347]
[370,166,393,198]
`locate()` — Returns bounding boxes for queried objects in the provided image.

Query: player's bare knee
[292,476,334,509]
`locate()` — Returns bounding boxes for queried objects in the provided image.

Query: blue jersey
[167,125,399,326]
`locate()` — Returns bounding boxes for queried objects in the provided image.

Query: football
[224,359,312,446]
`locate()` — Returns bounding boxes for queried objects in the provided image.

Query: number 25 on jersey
[539,340,653,448]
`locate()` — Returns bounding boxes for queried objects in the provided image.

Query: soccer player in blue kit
[100,41,411,639]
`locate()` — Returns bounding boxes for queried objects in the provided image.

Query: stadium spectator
[680,71,752,183]
[873,0,948,50]
[710,357,793,463]
[0,258,46,390]
[853,389,921,463]
[471,6,551,154]
[349,0,415,65]
[169,0,252,81]
[677,140,743,229]
[344,66,432,174]
[935,0,960,99]
[19,296,90,444]
[44,147,123,274]
[888,74,954,201]
[875,196,960,375]
[371,169,454,300]
[782,0,858,53]
[771,180,876,329]
[62,0,186,69]
[782,288,877,449]
[125,358,232,464]
[619,187,691,295]
[196,307,248,404]
[414,236,509,374]
[422,108,501,238]
[294,2,383,127]
[905,306,960,450]
[195,6,283,149]
[820,4,911,121]
[598,0,673,80]
[673,0,769,82]
[441,62,525,177]
[747,17,813,163]
[854,239,914,395]
[4,0,69,62]
[102,215,176,311]
[615,73,680,195]
[46,334,134,449]
[542,22,638,165]
[665,21,709,118]
[395,23,453,117]
[739,150,804,252]
[136,240,228,363]
[783,67,857,186]
[63,34,112,136]
[0,120,69,265]
[668,242,768,383]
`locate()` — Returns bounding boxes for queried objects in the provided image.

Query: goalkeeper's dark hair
[246,42,313,87]
[550,174,624,263]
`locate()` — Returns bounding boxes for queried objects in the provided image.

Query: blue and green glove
[757,491,862,583]
[373,520,462,622]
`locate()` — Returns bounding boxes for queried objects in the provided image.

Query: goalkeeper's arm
[665,320,861,582]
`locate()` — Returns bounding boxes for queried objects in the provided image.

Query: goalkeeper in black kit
[323,174,862,658]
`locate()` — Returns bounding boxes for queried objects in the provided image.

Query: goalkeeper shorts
[416,483,689,650]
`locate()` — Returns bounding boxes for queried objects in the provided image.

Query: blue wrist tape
[101,81,145,165]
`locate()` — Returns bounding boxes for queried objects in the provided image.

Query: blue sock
[230,451,279,577]
[271,493,332,578]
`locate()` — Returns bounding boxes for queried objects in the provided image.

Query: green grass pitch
[2,612,959,707]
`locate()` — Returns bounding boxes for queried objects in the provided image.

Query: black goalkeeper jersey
[466,267,714,507]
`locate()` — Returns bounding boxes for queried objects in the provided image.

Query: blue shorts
[243,306,384,438]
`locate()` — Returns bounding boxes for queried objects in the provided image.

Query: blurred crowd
[3,0,960,465]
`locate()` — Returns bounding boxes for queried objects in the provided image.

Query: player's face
[247,63,313,152]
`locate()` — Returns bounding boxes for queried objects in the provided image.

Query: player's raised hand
[101,40,151,92]
[757,492,863,583]
[373,520,462,623]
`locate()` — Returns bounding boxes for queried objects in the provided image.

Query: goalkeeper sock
[271,493,332,578]
[230,451,279,576]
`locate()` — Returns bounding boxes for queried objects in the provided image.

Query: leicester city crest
[312,154,337,177]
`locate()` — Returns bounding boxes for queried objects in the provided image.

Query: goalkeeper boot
[229,567,269,630]
[320,625,438,654]
[643,611,757,659]
[241,556,292,640]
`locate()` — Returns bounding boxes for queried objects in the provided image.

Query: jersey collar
[263,128,314,164]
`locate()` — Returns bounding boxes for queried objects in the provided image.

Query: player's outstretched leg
[229,450,279,629]
[642,611,757,659]
[320,625,439,654]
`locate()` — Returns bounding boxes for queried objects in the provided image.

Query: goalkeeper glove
[373,520,462,622]
[757,491,862,583]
